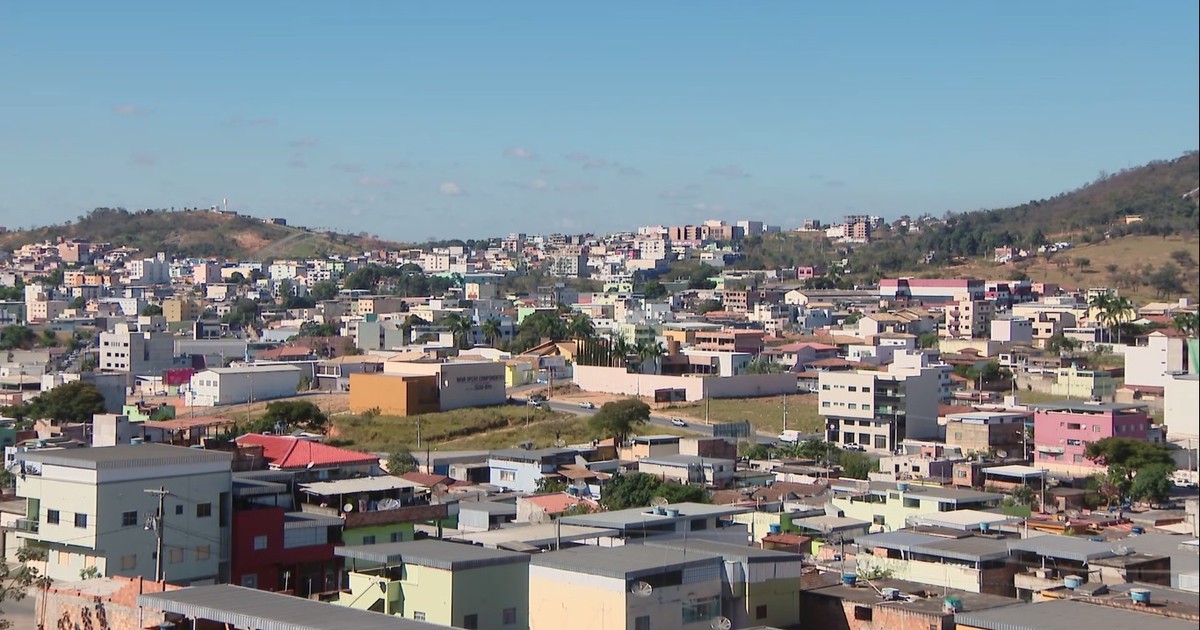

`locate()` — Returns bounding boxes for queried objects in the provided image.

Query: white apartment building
[99,317,176,375]
[991,317,1034,345]
[633,237,668,261]
[12,443,233,583]
[819,351,946,452]
[128,256,170,285]
[1124,331,1193,388]
[1165,373,1199,439]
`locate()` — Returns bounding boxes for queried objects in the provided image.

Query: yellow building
[162,298,198,323]
[349,373,440,416]
[336,540,530,629]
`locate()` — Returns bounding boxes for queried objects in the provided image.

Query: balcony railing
[14,518,38,533]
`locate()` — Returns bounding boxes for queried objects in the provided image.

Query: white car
[670,418,688,427]
[843,443,866,452]
[579,401,596,410]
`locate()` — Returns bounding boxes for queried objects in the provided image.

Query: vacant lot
[330,405,572,453]
[663,394,822,435]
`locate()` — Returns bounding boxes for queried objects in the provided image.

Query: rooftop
[200,364,304,375]
[1007,534,1120,562]
[336,539,530,571]
[451,523,619,550]
[559,502,749,530]
[236,434,378,469]
[1028,401,1149,413]
[530,543,722,580]
[643,538,805,563]
[953,597,1196,630]
[20,443,231,470]
[298,476,422,497]
[137,584,445,630]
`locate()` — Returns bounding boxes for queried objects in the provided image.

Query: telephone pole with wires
[144,486,170,582]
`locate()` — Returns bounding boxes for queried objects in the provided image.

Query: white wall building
[1165,373,1200,439]
[187,365,303,406]
[1124,331,1193,388]
[991,317,1034,345]
[818,351,945,452]
[99,317,177,375]
[11,443,232,583]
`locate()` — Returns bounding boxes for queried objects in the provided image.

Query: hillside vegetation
[0,208,401,259]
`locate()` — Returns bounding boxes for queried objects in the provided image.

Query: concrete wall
[189,367,302,406]
[387,361,506,411]
[529,565,723,630]
[573,365,795,402]
[1165,374,1200,439]
[39,576,176,630]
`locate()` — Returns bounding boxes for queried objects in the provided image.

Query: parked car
[579,401,596,410]
[842,443,866,452]
[670,418,688,427]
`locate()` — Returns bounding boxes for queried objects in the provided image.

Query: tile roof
[521,493,588,514]
[235,434,377,469]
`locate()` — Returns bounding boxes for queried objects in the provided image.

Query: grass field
[330,405,575,453]
[663,394,822,435]
[438,419,693,450]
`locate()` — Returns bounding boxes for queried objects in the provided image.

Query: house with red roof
[516,493,597,523]
[235,433,380,480]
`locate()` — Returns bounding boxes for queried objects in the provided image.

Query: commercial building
[878,278,984,302]
[99,317,176,375]
[529,544,725,630]
[336,540,530,629]
[187,365,303,406]
[13,443,232,583]
[1032,402,1151,476]
[819,351,947,452]
[349,360,506,415]
[348,373,441,416]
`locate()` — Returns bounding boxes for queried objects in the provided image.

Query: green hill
[0,208,402,259]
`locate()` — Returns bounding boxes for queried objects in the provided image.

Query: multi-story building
[128,256,170,285]
[14,443,233,583]
[162,298,198,323]
[879,278,985,302]
[1049,365,1116,400]
[529,544,725,630]
[944,411,1031,458]
[1032,402,1151,475]
[990,317,1034,345]
[819,351,947,452]
[830,480,1004,531]
[1124,331,1194,389]
[941,299,995,339]
[488,448,579,493]
[694,330,765,354]
[99,317,177,375]
[1164,373,1199,439]
[336,540,530,629]
[187,365,303,406]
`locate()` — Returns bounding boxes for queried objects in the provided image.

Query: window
[169,548,183,564]
[822,401,831,408]
[241,574,258,588]
[253,535,268,550]
[854,605,873,620]
[873,515,886,525]
[462,614,478,629]
[362,535,376,545]
[634,616,650,630]
[756,604,768,619]
[196,545,211,561]
[862,387,871,393]
[681,595,720,623]
[848,386,857,392]
[122,511,138,527]
[498,470,517,482]
[196,503,212,518]
[47,509,60,525]
[175,505,184,515]
[1093,425,1100,433]
[120,554,136,570]
[414,612,427,621]
[821,384,830,390]
[389,532,404,543]
[74,513,88,529]
[503,608,517,625]
[848,403,857,410]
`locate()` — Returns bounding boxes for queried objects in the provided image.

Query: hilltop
[0,208,403,259]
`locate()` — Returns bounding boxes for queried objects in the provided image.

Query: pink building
[1032,402,1150,475]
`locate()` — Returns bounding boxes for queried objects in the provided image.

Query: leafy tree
[510,312,568,353]
[743,443,774,460]
[386,446,418,475]
[69,296,87,310]
[1169,249,1195,268]
[1074,257,1090,271]
[0,326,35,351]
[839,451,877,480]
[1129,463,1174,506]
[297,321,338,338]
[38,329,59,348]
[599,472,707,510]
[640,280,668,300]
[587,398,650,447]
[567,313,596,340]
[3,381,107,422]
[309,280,340,301]
[260,400,328,433]
[745,358,785,374]
[0,546,51,630]
[633,339,666,375]
[1149,262,1185,298]
[1046,333,1081,354]
[438,313,475,349]
[843,311,863,326]
[1084,438,1175,476]
[141,304,163,316]
[685,264,719,290]
[536,477,569,493]
[1173,312,1198,337]
[917,332,939,349]
[228,271,246,285]
[221,299,261,330]
[481,318,502,345]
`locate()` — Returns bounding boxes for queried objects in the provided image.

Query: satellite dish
[343,503,355,513]
[630,581,653,597]
[378,498,401,511]
[650,496,669,508]
[995,450,1008,459]
[1113,544,1130,556]
[711,616,732,630]
[554,439,567,448]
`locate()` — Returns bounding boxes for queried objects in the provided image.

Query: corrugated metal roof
[335,539,530,570]
[530,544,722,580]
[1007,535,1119,562]
[137,584,444,630]
[954,598,1196,630]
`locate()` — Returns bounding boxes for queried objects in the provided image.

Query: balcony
[14,518,38,534]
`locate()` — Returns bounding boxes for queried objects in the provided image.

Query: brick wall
[39,575,179,630]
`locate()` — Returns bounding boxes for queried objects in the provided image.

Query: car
[579,401,596,410]
[670,418,688,427]
[842,443,866,452]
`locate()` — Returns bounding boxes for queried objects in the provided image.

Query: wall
[39,576,176,630]
[740,573,803,628]
[343,522,415,546]
[573,365,795,402]
[1124,335,1187,388]
[1164,375,1200,439]
[799,591,954,630]
[190,368,301,406]
[385,361,507,411]
[529,566,723,630]
[451,562,531,630]
[348,373,440,416]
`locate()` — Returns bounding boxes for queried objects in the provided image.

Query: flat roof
[137,584,445,630]
[530,544,722,580]
[855,530,944,554]
[631,434,683,444]
[298,476,422,496]
[458,500,517,515]
[20,443,231,470]
[911,509,1020,530]
[1007,534,1119,562]
[643,538,805,563]
[1026,402,1147,413]
[861,482,1005,504]
[559,502,749,530]
[913,536,1011,563]
[336,539,530,570]
[791,515,870,533]
[981,465,1047,479]
[953,598,1196,630]
[451,523,619,549]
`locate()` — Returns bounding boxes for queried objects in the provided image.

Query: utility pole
[782,393,788,432]
[416,419,422,449]
[144,486,170,582]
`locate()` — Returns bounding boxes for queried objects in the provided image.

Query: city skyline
[1,1,1197,240]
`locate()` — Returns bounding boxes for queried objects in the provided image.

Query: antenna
[630,581,653,597]
[710,616,732,630]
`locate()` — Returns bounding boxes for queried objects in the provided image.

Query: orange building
[349,373,440,416]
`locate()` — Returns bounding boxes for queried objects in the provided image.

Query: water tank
[881,587,901,600]
[665,508,681,517]
[768,523,782,534]
[1131,526,1145,535]
[841,574,858,586]
[943,596,963,613]
[979,522,991,533]
[896,482,910,492]
[654,506,667,516]
[1130,588,1151,605]
[130,437,144,445]
[1064,575,1084,589]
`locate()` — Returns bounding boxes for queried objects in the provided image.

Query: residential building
[234,434,380,480]
[879,278,984,302]
[187,365,303,406]
[336,540,530,629]
[942,299,995,339]
[13,444,232,583]
[558,502,750,541]
[1049,364,1116,400]
[1032,402,1151,475]
[854,530,1017,595]
[1165,373,1199,439]
[529,544,725,630]
[488,448,579,493]
[162,298,199,323]
[1124,331,1194,389]
[830,480,1004,531]
[99,318,177,375]
[818,351,947,452]
[944,411,1030,458]
[637,455,736,489]
[990,317,1034,344]
[694,329,765,354]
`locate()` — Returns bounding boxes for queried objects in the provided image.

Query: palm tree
[1173,312,1198,337]
[567,313,596,340]
[634,339,666,375]
[481,317,502,346]
[1105,296,1135,345]
[611,336,633,370]
[1087,293,1115,341]
[438,313,474,349]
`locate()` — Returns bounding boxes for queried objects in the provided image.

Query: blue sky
[1,2,1197,241]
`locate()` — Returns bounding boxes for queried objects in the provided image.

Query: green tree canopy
[3,381,107,422]
[587,398,650,447]
[1129,463,1174,506]
[0,326,36,351]
[599,472,708,510]
[309,280,340,301]
[386,446,418,475]
[1084,438,1175,473]
[260,400,328,433]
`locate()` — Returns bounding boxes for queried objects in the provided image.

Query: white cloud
[708,165,750,179]
[112,104,148,116]
[530,178,549,190]
[439,181,463,196]
[503,147,536,159]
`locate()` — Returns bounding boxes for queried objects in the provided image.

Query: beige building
[382,360,506,411]
[944,411,1029,458]
[818,351,948,452]
[162,298,199,323]
[941,299,995,339]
